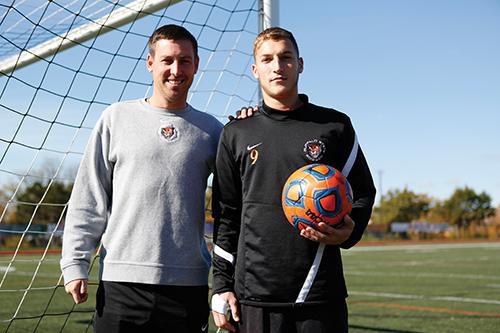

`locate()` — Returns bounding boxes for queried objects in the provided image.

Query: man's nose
[272,58,284,72]
[170,61,180,75]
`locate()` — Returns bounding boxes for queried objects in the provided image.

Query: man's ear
[251,63,259,79]
[298,57,304,74]
[194,55,200,74]
[146,53,154,72]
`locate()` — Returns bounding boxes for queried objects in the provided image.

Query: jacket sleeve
[211,128,242,295]
[60,112,114,284]
[338,118,376,249]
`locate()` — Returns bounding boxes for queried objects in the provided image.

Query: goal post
[0,0,278,332]
[259,0,280,30]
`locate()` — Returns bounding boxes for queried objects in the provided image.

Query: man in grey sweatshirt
[60,24,223,333]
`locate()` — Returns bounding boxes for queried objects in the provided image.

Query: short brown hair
[253,27,299,57]
[148,24,198,58]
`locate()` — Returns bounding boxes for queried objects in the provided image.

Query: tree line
[372,187,497,232]
[0,180,73,226]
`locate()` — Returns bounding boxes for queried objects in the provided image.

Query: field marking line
[346,242,500,252]
[0,266,16,273]
[350,291,500,305]
[0,265,63,279]
[345,270,500,281]
[351,301,500,318]
[486,284,500,289]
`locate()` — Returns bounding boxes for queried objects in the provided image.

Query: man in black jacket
[211,27,376,333]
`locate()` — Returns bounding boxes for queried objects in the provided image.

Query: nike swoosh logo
[247,142,262,150]
[201,323,208,331]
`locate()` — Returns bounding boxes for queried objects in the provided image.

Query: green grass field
[1,242,499,333]
[343,242,500,333]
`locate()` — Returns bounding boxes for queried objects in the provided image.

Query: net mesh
[0,0,259,331]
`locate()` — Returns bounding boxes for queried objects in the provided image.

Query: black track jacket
[212,94,376,307]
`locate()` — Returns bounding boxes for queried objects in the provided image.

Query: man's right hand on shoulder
[211,291,240,332]
[65,279,88,304]
[228,105,260,121]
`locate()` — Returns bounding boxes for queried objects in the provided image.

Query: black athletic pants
[238,300,348,333]
[94,281,209,333]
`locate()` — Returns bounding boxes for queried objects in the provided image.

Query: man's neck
[147,95,187,110]
[263,95,303,111]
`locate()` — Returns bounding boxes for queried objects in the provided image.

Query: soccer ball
[281,164,353,231]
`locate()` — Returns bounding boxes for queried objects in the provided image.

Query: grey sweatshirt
[60,99,223,286]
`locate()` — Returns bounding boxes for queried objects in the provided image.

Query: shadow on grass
[350,325,424,333]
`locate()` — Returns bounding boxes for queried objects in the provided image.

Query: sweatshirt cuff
[212,279,234,296]
[62,263,89,285]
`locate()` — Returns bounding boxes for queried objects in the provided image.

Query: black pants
[238,300,348,333]
[94,281,209,333]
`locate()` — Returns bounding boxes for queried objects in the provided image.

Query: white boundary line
[345,242,500,252]
[349,291,500,306]
[345,270,500,281]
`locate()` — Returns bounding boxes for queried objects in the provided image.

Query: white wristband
[211,293,229,314]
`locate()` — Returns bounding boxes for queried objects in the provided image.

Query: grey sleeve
[60,115,113,284]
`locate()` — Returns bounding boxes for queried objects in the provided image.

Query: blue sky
[279,0,500,206]
[0,0,499,207]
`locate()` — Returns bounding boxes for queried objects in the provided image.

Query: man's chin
[163,86,186,96]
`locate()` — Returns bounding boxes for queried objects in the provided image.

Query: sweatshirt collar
[141,98,191,116]
[261,94,309,121]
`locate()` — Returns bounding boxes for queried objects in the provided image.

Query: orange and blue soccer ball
[282,164,353,231]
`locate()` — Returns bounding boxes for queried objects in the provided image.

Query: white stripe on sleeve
[341,134,358,176]
[214,244,235,265]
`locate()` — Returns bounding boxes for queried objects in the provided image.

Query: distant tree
[0,185,17,224]
[426,200,448,223]
[373,188,431,224]
[439,187,495,229]
[494,205,500,225]
[0,189,8,222]
[14,180,73,225]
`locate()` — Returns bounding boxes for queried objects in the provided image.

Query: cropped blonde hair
[253,27,299,58]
